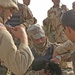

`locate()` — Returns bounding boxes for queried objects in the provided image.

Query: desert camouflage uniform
[25,42,56,75]
[43,6,68,43]
[25,24,58,75]
[0,0,34,75]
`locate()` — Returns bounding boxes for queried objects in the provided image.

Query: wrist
[55,55,61,61]
[20,37,28,45]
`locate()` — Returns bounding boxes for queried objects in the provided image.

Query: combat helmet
[27,24,45,39]
[0,0,18,12]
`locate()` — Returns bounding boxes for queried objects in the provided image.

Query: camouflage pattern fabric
[43,7,68,43]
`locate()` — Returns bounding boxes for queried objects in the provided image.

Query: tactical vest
[32,44,54,59]
[6,3,24,27]
[31,44,54,71]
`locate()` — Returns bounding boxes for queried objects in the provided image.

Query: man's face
[52,0,60,6]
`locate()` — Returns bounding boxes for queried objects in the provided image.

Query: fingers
[50,57,60,64]
[11,26,27,39]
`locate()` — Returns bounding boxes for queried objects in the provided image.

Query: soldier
[61,10,75,75]
[6,0,37,48]
[52,10,75,75]
[0,0,34,75]
[27,24,58,75]
[43,0,68,43]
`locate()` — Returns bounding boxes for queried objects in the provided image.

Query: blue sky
[18,0,75,25]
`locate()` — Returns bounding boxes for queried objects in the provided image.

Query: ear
[65,26,71,33]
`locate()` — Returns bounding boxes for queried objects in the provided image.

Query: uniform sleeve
[0,30,34,75]
[55,40,75,61]
[47,7,52,18]
[22,4,36,28]
[55,40,75,55]
[47,9,50,18]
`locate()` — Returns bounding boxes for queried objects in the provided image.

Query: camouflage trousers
[62,68,74,75]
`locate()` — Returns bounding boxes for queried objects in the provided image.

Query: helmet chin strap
[0,9,8,24]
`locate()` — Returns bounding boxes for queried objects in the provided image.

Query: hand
[50,57,60,64]
[11,25,28,45]
[5,24,13,32]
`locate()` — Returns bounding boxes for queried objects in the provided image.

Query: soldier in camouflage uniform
[6,0,37,48]
[0,0,34,75]
[52,10,75,75]
[43,0,68,43]
[27,24,59,75]
[60,10,75,75]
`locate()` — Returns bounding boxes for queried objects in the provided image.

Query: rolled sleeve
[56,40,75,55]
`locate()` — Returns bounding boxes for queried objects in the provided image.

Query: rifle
[32,60,62,75]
